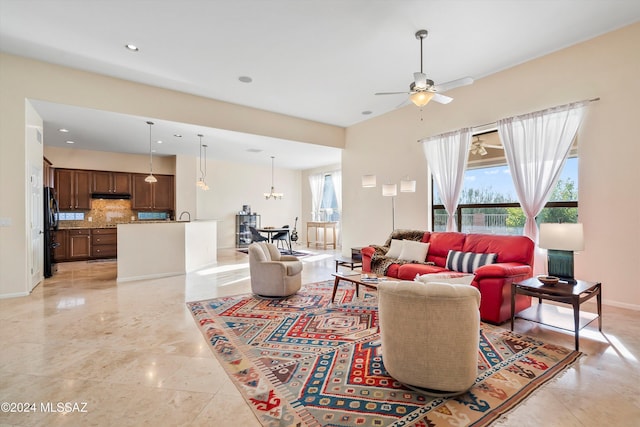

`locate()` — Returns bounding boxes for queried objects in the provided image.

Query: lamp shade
[382,183,397,197]
[400,178,416,192]
[539,223,584,251]
[410,91,434,107]
[362,174,376,188]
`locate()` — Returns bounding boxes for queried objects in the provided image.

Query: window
[433,156,578,234]
[320,174,340,222]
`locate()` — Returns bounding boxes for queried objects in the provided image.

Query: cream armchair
[248,242,302,297]
[378,280,480,396]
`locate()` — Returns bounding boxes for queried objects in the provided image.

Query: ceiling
[2,1,639,169]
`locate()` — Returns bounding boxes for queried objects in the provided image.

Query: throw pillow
[415,272,475,286]
[398,240,430,262]
[385,239,403,258]
[446,250,497,273]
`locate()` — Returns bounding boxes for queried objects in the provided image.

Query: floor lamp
[382,184,397,230]
[363,175,416,231]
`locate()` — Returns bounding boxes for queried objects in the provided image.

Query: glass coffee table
[510,277,602,351]
[331,272,388,303]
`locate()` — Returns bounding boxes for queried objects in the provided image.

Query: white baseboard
[0,291,29,299]
[116,271,183,283]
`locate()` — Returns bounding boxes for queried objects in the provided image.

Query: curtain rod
[469,97,600,131]
[418,97,600,142]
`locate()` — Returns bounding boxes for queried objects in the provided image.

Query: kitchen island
[117,220,217,282]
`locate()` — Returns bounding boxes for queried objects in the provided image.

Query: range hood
[91,193,131,200]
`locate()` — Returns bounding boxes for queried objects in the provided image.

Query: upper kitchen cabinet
[92,171,131,195]
[55,169,91,210]
[43,157,53,187]
[131,173,174,211]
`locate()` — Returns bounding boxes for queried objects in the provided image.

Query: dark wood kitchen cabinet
[68,229,91,259]
[131,174,174,210]
[52,230,68,262]
[91,228,117,258]
[92,171,131,195]
[55,169,91,209]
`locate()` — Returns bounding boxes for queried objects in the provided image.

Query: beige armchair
[378,280,480,396]
[248,242,302,297]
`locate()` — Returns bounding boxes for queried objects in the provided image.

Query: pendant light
[264,156,283,200]
[196,134,209,190]
[144,121,157,183]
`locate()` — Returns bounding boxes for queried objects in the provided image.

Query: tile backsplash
[59,199,135,228]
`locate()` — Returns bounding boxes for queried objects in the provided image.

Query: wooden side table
[306,221,337,249]
[510,277,602,351]
[334,256,362,272]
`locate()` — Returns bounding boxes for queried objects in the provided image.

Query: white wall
[197,158,301,248]
[342,23,640,309]
[43,146,176,174]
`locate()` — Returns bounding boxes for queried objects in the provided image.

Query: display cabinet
[236,214,260,247]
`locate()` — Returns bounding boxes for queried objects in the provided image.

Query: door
[92,171,112,193]
[74,170,91,209]
[30,163,43,290]
[55,169,74,209]
[112,172,131,194]
[153,175,174,210]
[132,174,153,209]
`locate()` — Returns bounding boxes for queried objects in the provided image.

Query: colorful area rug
[187,281,580,427]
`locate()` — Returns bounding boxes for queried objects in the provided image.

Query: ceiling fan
[375,30,474,107]
[470,136,504,156]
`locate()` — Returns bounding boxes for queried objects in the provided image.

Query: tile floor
[0,248,638,426]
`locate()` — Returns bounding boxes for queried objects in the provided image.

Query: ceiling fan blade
[431,93,453,104]
[375,91,413,96]
[483,144,504,149]
[413,72,428,90]
[432,76,474,93]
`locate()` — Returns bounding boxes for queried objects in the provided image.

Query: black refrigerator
[43,187,59,278]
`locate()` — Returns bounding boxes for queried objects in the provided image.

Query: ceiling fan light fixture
[410,91,434,107]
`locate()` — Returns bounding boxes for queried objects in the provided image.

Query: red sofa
[361,230,534,324]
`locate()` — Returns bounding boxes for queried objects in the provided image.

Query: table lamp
[538,223,584,284]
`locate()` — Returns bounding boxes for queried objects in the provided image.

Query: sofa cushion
[386,239,403,258]
[396,263,448,280]
[462,233,534,265]
[425,232,467,267]
[446,250,497,273]
[398,241,430,262]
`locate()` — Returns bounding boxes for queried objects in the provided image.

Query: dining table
[256,227,291,251]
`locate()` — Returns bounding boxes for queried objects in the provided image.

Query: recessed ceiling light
[238,76,253,83]
[156,140,163,144]
[65,140,75,144]
[173,134,182,138]
[362,110,373,115]
[58,128,69,133]
[125,44,139,51]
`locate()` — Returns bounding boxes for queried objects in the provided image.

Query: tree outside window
[433,157,578,234]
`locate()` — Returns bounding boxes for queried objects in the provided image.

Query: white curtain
[498,101,588,244]
[330,171,342,214]
[330,170,342,246]
[308,173,324,221]
[422,128,472,231]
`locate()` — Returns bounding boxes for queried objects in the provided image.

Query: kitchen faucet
[179,211,191,222]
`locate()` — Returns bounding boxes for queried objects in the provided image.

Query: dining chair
[272,225,290,252]
[249,226,268,243]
